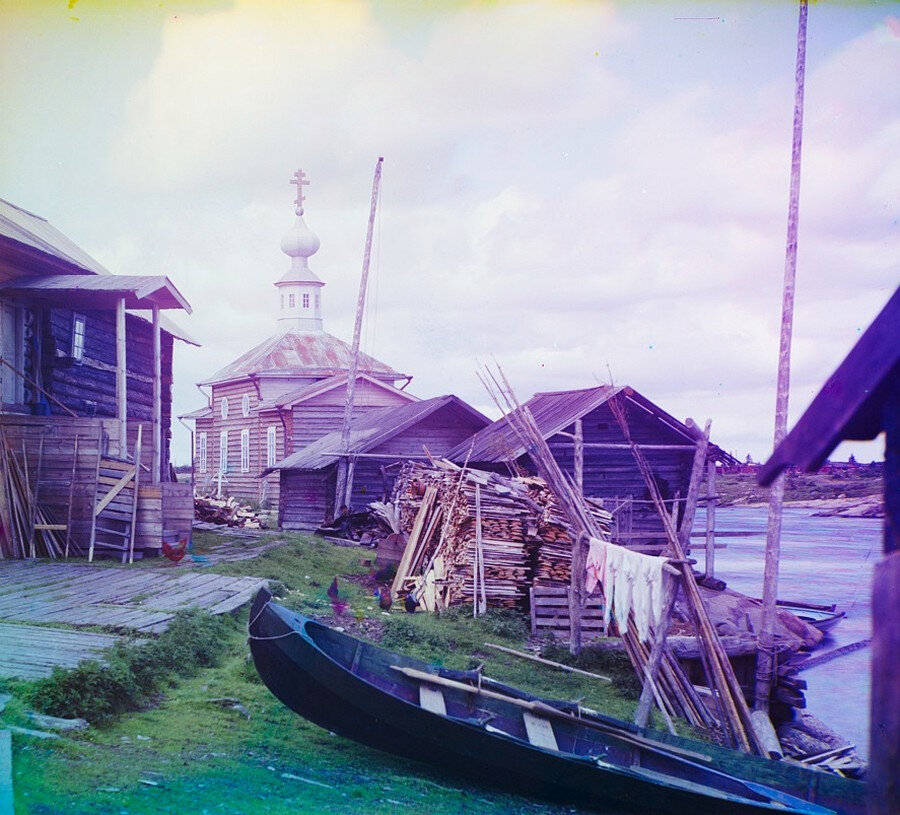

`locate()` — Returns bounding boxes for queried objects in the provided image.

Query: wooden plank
[523,712,559,751]
[419,685,447,715]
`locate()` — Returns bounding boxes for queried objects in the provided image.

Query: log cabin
[0,197,195,559]
[758,286,898,815]
[181,171,412,508]
[266,394,489,530]
[444,384,737,554]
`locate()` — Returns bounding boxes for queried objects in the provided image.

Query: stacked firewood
[193,496,267,529]
[390,461,612,610]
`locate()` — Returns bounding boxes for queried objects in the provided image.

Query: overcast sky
[2,1,897,465]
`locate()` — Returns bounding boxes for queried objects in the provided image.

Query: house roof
[178,404,213,420]
[265,394,490,473]
[0,197,112,276]
[257,372,418,412]
[445,384,735,464]
[199,327,407,386]
[759,286,899,486]
[0,198,196,344]
[0,273,192,313]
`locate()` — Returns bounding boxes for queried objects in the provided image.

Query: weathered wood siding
[546,403,694,550]
[0,415,188,557]
[290,380,414,451]
[280,470,333,530]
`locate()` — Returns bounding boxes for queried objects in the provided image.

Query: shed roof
[257,372,418,412]
[445,384,735,464]
[0,273,192,313]
[759,286,899,485]
[0,197,112,276]
[200,327,407,386]
[266,394,489,473]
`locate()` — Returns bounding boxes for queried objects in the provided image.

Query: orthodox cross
[290,169,309,215]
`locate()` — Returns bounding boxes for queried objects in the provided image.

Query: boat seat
[523,711,559,751]
[419,685,447,716]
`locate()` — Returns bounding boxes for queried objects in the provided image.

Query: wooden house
[0,197,195,559]
[267,395,489,530]
[758,286,898,815]
[445,384,736,554]
[182,172,410,507]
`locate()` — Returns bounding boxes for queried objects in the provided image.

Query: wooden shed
[268,395,489,530]
[0,197,195,559]
[758,286,898,815]
[445,384,736,554]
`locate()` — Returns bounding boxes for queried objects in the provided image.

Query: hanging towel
[585,537,607,595]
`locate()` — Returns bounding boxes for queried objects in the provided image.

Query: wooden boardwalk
[0,561,268,679]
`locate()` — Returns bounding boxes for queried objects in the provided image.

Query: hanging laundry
[586,537,670,643]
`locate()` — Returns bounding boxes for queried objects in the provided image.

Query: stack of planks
[390,460,612,610]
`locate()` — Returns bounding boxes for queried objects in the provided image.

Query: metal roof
[445,384,734,464]
[266,394,489,473]
[759,286,899,485]
[257,372,418,412]
[0,197,112,276]
[0,273,192,313]
[178,404,213,420]
[199,327,407,386]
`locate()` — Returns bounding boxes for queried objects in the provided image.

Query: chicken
[404,593,418,614]
[162,537,188,565]
[327,577,347,616]
[377,587,393,611]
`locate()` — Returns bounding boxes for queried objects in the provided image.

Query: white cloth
[586,537,669,643]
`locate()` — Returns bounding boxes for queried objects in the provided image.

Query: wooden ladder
[89,425,142,563]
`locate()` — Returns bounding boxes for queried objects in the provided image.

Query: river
[692,505,880,759]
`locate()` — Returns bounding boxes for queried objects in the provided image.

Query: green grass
[718,469,882,506]
[3,531,685,814]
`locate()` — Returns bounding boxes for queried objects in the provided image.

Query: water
[692,505,881,759]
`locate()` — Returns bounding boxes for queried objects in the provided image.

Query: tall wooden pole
[574,418,584,496]
[151,305,161,484]
[756,0,808,713]
[115,296,127,457]
[334,157,384,517]
[705,459,717,579]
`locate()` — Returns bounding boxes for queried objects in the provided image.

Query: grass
[3,531,686,814]
[718,469,883,506]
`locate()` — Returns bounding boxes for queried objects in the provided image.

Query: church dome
[280,215,320,259]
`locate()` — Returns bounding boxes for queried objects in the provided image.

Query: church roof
[199,328,407,386]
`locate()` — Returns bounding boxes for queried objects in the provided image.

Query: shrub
[29,609,233,724]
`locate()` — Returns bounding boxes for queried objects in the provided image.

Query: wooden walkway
[0,561,268,679]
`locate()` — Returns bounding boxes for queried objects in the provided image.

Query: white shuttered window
[198,432,207,473]
[219,430,228,473]
[240,429,250,473]
[266,426,277,468]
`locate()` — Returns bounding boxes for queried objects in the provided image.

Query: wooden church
[184,171,450,513]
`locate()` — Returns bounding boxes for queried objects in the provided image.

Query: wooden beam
[548,441,697,452]
[705,459,717,578]
[574,418,584,496]
[115,296,127,455]
[152,306,161,485]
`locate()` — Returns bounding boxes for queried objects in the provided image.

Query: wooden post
[151,305,161,485]
[757,0,808,714]
[634,576,679,728]
[869,376,899,815]
[334,157,384,516]
[115,297,127,457]
[574,418,584,496]
[705,459,717,578]
[569,532,585,657]
[128,424,142,564]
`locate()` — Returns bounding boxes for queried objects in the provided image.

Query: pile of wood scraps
[0,429,73,559]
[389,460,613,611]
[193,496,267,529]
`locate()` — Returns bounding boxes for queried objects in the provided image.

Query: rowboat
[777,601,845,635]
[248,588,835,814]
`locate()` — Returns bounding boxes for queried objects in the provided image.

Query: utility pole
[756,0,808,713]
[334,157,384,518]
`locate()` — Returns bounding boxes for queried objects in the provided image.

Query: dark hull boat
[248,588,835,815]
[777,601,845,634]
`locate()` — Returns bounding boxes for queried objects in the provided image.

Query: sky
[1,0,897,465]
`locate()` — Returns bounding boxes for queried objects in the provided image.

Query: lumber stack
[390,460,612,610]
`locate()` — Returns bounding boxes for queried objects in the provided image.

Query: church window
[266,426,277,468]
[302,293,310,308]
[280,294,284,309]
[198,432,207,473]
[240,429,250,472]
[72,314,86,363]
[219,430,228,473]
[220,397,229,420]
[315,293,320,309]
[289,294,295,308]
[242,393,251,417]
